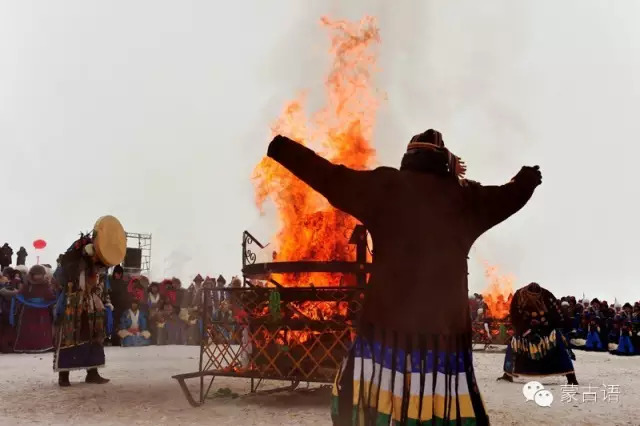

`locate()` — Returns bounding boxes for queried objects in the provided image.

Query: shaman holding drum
[53,215,126,387]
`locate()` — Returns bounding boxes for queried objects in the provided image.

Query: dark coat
[16,248,27,266]
[267,136,538,339]
[110,278,129,324]
[0,245,13,268]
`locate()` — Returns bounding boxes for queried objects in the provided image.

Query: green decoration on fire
[269,290,281,322]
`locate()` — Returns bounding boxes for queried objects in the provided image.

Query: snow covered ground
[0,345,637,425]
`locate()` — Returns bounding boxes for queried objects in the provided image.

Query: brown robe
[510,284,561,336]
[267,136,537,342]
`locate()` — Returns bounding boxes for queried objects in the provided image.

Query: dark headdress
[401,129,466,179]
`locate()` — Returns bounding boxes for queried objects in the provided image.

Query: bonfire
[482,263,515,320]
[252,16,380,287]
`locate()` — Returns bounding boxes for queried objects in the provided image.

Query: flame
[252,16,380,287]
[481,263,514,320]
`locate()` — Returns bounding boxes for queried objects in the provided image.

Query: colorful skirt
[53,301,106,372]
[332,333,488,425]
[503,329,574,377]
[53,326,105,372]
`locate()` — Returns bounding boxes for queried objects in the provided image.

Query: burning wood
[481,263,515,320]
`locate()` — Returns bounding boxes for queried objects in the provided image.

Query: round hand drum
[93,215,127,267]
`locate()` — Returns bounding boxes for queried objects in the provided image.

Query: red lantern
[33,239,47,250]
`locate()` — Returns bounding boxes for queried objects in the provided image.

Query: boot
[58,371,71,387]
[85,368,110,384]
[566,373,579,386]
[496,373,513,382]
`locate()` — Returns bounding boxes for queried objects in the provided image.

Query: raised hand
[271,134,293,144]
[514,165,542,187]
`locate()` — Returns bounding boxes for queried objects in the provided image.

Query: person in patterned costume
[500,282,578,385]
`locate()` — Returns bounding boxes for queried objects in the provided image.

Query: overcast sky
[1,1,638,301]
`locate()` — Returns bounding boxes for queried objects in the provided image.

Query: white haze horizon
[1,1,638,302]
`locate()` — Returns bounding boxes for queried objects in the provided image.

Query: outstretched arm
[267,135,381,222]
[465,166,542,236]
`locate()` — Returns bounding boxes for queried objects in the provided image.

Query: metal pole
[198,287,208,403]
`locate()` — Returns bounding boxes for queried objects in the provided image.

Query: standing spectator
[108,265,128,346]
[146,282,163,344]
[0,274,19,353]
[16,247,28,266]
[188,274,204,301]
[0,243,13,270]
[173,277,187,308]
[160,279,177,307]
[215,275,227,309]
[13,265,56,353]
[127,277,146,303]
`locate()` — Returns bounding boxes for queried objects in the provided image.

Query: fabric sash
[9,294,57,326]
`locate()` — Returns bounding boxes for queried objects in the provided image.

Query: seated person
[160,303,187,345]
[117,300,152,347]
[212,300,235,343]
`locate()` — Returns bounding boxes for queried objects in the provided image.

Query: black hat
[217,275,226,284]
[408,129,445,149]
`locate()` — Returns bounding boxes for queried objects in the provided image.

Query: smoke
[1,1,639,301]
[159,250,193,283]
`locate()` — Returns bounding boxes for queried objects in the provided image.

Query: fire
[252,16,380,287]
[481,263,515,320]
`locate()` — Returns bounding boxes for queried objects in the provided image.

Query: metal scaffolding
[124,232,152,276]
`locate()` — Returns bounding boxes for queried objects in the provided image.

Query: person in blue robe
[610,316,638,356]
[117,299,151,347]
[584,314,604,351]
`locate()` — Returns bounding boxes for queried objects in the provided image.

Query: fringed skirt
[53,305,106,372]
[503,329,574,377]
[331,333,489,425]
